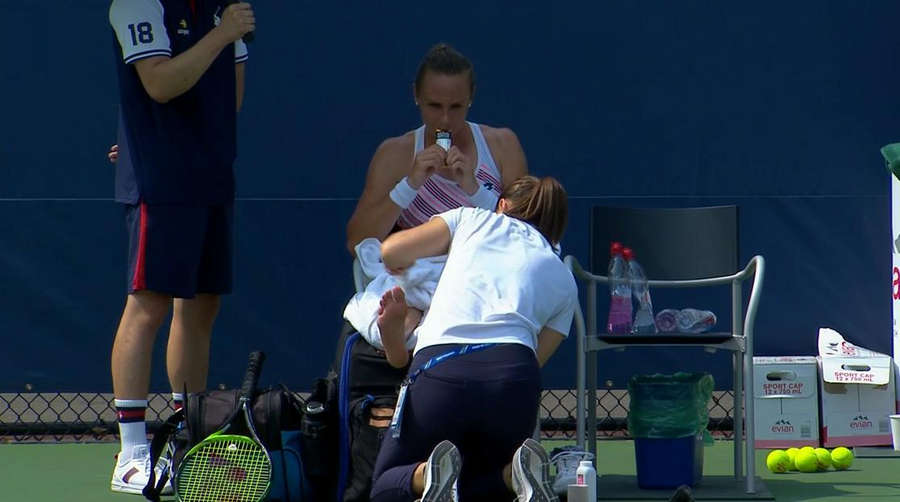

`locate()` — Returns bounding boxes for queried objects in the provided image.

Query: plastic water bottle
[676,308,718,333]
[655,309,679,332]
[607,242,632,334]
[624,248,657,334]
[575,460,597,502]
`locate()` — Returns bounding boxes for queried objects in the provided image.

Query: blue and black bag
[334,329,407,502]
[299,324,407,502]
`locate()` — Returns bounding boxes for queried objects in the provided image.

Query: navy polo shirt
[110,0,248,205]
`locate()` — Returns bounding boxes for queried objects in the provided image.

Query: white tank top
[396,122,503,229]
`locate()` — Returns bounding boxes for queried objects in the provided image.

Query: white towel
[343,238,446,350]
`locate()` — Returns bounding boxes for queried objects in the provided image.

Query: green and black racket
[175,351,272,502]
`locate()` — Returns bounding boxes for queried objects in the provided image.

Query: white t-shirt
[413,207,578,355]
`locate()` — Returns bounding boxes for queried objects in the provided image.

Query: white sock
[171,392,185,411]
[115,398,148,458]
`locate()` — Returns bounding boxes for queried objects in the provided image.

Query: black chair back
[589,205,739,281]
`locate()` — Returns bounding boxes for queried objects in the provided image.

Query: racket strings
[177,438,271,502]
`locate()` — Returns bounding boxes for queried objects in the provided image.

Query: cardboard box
[817,328,896,447]
[881,147,900,413]
[753,356,819,448]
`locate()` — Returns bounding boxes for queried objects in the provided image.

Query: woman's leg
[370,347,470,502]
[424,344,541,501]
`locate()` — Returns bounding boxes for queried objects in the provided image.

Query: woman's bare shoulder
[374,129,417,160]
[477,123,520,146]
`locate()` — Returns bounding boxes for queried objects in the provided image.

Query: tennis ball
[800,445,816,455]
[766,450,791,473]
[813,448,832,471]
[831,446,853,470]
[785,447,801,470]
[795,450,818,473]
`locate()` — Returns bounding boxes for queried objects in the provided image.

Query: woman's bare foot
[378,287,410,368]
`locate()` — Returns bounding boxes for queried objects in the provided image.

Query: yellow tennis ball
[831,447,853,470]
[766,450,791,473]
[813,448,832,471]
[795,450,818,473]
[785,448,801,470]
[800,446,816,455]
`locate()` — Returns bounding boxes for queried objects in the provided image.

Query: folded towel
[343,238,446,350]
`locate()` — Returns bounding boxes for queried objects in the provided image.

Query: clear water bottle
[624,248,657,334]
[607,242,632,334]
[676,308,717,333]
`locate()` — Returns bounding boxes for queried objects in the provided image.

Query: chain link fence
[1,389,736,442]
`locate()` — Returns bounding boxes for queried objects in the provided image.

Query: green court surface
[1,440,898,501]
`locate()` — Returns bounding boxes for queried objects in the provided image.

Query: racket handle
[240,351,266,400]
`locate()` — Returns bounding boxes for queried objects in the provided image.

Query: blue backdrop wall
[1,1,897,392]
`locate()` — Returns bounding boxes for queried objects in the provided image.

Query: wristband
[469,182,499,210]
[389,177,419,208]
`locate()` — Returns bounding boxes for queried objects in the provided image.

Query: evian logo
[771,419,794,433]
[850,415,873,429]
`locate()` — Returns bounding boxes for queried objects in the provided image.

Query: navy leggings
[369,343,541,502]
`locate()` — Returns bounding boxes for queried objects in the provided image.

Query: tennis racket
[174,351,272,502]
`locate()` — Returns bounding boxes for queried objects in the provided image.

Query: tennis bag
[143,385,307,502]
[293,326,407,502]
[334,329,407,502]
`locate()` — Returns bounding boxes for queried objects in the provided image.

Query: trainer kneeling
[370,176,576,502]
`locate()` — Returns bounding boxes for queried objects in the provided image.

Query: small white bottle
[575,460,597,501]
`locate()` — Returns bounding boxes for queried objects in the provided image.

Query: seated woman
[371,176,576,502]
[345,43,528,356]
[346,42,528,252]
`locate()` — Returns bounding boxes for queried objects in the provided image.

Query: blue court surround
[1,1,897,391]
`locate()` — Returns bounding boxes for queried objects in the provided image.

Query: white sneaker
[110,444,173,495]
[512,438,558,502]
[549,446,594,495]
[418,440,461,502]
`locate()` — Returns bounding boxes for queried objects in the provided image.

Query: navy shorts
[125,202,233,298]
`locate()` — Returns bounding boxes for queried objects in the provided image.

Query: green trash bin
[628,372,714,489]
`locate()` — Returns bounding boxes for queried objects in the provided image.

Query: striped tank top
[397,122,503,229]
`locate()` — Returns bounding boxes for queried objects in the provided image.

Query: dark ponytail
[414,43,476,96]
[499,176,568,245]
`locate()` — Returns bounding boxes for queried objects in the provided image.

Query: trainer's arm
[381,217,451,272]
[134,5,253,103]
[535,326,565,368]
[346,139,409,254]
[236,62,245,111]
